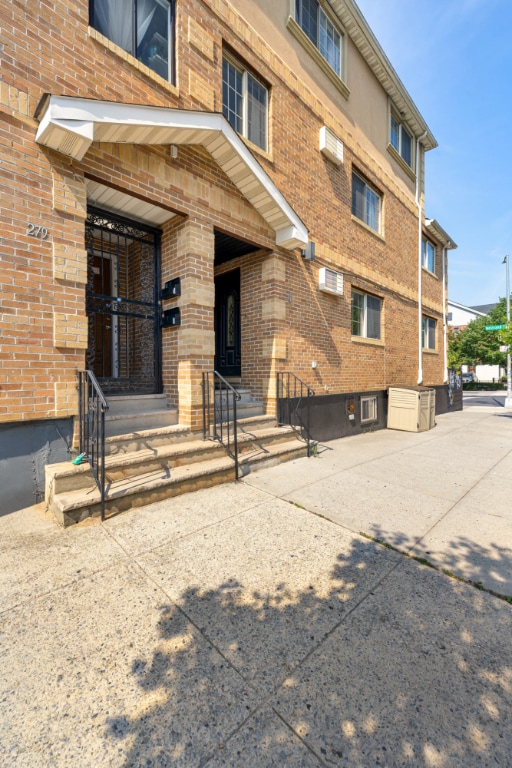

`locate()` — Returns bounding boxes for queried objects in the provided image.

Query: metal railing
[276,372,315,457]
[202,371,241,479]
[77,370,109,520]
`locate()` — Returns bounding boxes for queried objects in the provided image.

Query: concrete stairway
[105,394,178,437]
[214,385,265,420]
[45,413,308,526]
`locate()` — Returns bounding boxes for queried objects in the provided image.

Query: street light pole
[504,255,512,408]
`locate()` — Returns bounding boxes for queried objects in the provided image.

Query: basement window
[361,395,377,423]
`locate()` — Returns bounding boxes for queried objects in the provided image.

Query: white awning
[35,95,308,250]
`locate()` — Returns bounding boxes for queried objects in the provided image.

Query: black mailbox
[161,277,181,299]
[161,307,181,327]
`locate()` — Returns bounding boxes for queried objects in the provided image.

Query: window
[390,113,413,168]
[352,291,382,340]
[90,0,174,82]
[422,239,436,273]
[352,172,382,232]
[361,395,377,423]
[422,316,437,350]
[295,0,342,77]
[222,56,268,151]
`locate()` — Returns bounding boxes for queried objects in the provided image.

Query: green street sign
[484,324,506,330]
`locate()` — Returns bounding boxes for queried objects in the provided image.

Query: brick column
[260,253,288,416]
[172,218,215,430]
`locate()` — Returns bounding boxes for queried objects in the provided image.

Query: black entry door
[215,270,241,377]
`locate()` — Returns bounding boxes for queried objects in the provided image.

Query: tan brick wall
[52,171,87,218]
[0,0,447,430]
[53,243,88,284]
[54,313,88,349]
[188,18,215,61]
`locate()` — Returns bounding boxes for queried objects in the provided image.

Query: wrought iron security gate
[85,207,161,395]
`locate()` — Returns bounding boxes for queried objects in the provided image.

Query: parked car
[462,372,476,383]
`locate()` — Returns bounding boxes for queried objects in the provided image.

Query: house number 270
[27,223,50,239]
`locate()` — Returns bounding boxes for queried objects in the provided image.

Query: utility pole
[504,255,512,408]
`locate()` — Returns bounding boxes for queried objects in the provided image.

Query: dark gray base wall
[0,418,73,515]
[279,390,388,443]
[279,384,460,444]
[434,382,463,414]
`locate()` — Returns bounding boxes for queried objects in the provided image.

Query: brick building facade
[0,0,455,512]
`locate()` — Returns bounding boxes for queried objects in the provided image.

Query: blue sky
[355,0,512,307]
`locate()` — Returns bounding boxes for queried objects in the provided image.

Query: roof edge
[330,0,437,150]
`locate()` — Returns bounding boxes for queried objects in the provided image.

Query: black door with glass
[85,207,161,395]
[215,270,241,378]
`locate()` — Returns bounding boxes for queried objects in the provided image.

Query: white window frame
[351,290,382,341]
[422,239,436,273]
[352,171,382,233]
[361,395,378,423]
[422,316,437,350]
[222,54,268,152]
[390,111,414,170]
[294,0,342,78]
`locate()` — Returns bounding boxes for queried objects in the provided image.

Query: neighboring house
[447,300,503,381]
[447,300,491,333]
[0,0,456,513]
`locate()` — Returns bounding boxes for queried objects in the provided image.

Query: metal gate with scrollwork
[85,207,161,396]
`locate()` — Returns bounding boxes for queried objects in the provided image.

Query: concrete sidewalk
[1,399,511,767]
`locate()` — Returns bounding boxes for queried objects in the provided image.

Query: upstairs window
[422,239,436,273]
[222,55,268,151]
[352,291,382,340]
[352,171,382,233]
[390,113,413,168]
[90,0,174,82]
[295,0,342,77]
[422,316,437,350]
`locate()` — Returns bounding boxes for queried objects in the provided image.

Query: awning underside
[35,96,308,250]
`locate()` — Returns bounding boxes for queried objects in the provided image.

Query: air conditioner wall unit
[319,126,344,165]
[319,267,343,296]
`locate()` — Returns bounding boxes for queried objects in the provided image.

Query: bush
[463,381,504,391]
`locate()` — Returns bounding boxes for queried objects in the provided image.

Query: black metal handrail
[202,371,241,479]
[77,370,109,520]
[276,372,315,457]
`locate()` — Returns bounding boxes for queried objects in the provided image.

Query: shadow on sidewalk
[106,536,512,767]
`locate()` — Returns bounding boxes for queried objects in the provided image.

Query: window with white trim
[295,0,342,77]
[90,0,175,82]
[352,171,382,233]
[422,316,437,350]
[361,395,377,423]
[352,291,382,340]
[422,239,436,273]
[222,55,268,151]
[390,113,413,168]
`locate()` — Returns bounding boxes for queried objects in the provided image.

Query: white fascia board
[35,96,308,249]
[425,218,458,249]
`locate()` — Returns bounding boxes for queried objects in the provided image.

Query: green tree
[449,297,510,367]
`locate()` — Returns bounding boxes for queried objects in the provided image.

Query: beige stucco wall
[230,0,417,199]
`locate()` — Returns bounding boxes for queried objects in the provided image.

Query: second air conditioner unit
[319,267,343,296]
[319,126,344,165]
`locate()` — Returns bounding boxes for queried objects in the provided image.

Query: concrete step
[46,416,309,526]
[50,454,237,526]
[105,424,192,456]
[106,393,170,416]
[238,435,308,476]
[212,384,265,419]
[46,438,227,496]
[105,408,179,438]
